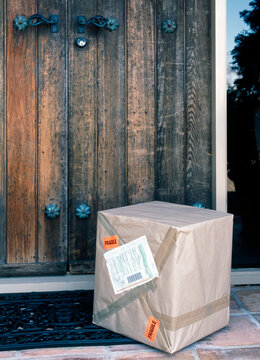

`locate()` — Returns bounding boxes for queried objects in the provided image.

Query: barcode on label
[127,272,143,284]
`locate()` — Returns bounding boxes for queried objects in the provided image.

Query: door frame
[213,0,260,284]
[212,0,227,213]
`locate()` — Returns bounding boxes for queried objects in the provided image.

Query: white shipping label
[104,235,158,295]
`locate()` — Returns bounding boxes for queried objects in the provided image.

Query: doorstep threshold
[0,270,260,294]
[0,273,94,293]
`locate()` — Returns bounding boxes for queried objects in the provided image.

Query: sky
[227,0,251,85]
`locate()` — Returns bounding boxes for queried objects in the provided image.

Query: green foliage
[231,0,260,99]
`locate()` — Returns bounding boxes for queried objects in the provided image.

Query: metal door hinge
[77,15,119,33]
[13,14,58,33]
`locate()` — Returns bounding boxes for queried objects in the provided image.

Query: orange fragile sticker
[103,235,119,250]
[144,316,160,342]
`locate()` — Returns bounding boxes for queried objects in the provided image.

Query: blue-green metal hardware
[193,202,205,208]
[45,203,60,219]
[162,19,176,33]
[13,14,58,33]
[13,16,29,31]
[29,14,58,33]
[77,16,88,33]
[77,15,119,34]
[76,204,91,219]
[105,17,119,32]
[75,37,88,48]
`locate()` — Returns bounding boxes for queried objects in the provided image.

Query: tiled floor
[0,286,260,360]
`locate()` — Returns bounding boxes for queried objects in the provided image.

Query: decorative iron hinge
[77,15,119,33]
[13,14,58,33]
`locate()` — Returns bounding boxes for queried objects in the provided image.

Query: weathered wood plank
[37,0,67,265]
[156,0,186,203]
[67,260,95,275]
[68,0,97,274]
[127,0,156,204]
[0,0,5,264]
[6,0,36,263]
[185,0,212,207]
[97,0,126,209]
[0,263,66,277]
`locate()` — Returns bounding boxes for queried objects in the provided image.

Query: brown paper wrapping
[93,201,233,354]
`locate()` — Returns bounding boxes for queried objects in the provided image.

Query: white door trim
[213,0,260,284]
[231,269,260,285]
[212,0,227,212]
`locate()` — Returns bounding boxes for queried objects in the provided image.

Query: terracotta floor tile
[196,316,260,346]
[109,344,152,352]
[109,348,194,359]
[0,352,17,359]
[20,346,106,357]
[230,295,244,314]
[197,347,260,359]
[235,289,260,312]
[29,357,105,360]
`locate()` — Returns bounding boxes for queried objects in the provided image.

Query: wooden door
[0,0,67,276]
[0,0,212,276]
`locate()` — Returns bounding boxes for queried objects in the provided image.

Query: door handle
[13,14,58,33]
[77,15,119,33]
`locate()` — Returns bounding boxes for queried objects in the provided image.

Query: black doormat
[0,290,136,351]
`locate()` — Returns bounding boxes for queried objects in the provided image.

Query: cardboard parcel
[93,201,233,354]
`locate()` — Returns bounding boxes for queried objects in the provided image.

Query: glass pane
[227,0,260,267]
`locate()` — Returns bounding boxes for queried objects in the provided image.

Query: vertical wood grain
[156,0,186,203]
[6,0,36,263]
[127,0,156,204]
[0,0,215,275]
[185,0,212,207]
[37,0,67,266]
[0,0,5,263]
[68,0,98,273]
[97,0,126,210]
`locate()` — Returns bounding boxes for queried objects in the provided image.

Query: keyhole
[75,37,87,48]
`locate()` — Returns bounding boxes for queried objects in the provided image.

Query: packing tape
[154,227,178,273]
[93,280,157,324]
[98,212,126,245]
[93,223,178,323]
[144,293,230,331]
[139,294,171,352]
